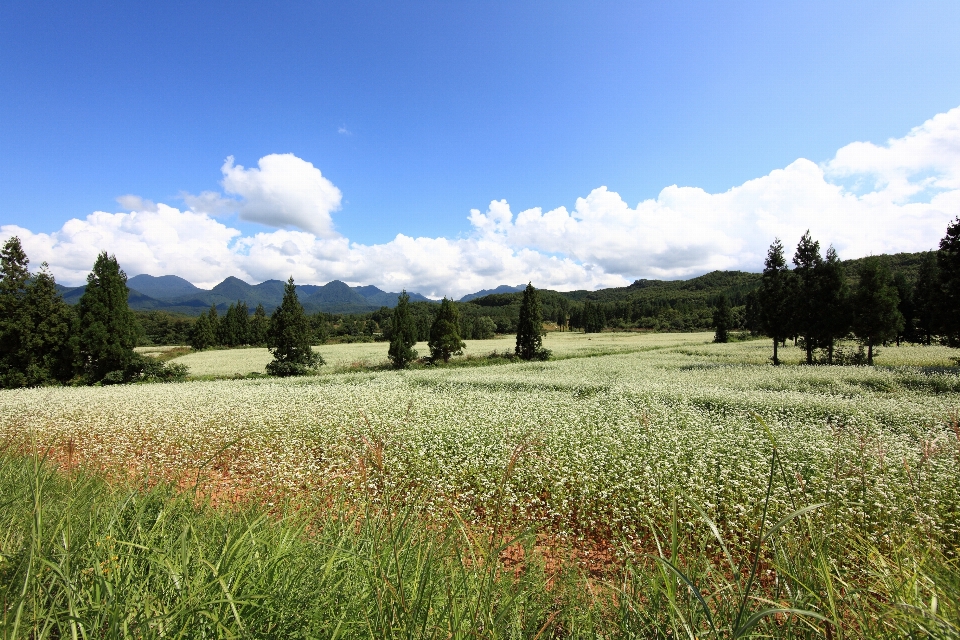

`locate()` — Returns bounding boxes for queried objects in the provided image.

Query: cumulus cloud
[4,105,959,296]
[221,154,342,237]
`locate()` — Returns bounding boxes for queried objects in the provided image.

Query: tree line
[736,217,960,365]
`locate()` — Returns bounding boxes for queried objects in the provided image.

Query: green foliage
[812,246,851,364]
[135,310,195,346]
[266,277,323,376]
[0,238,76,387]
[712,293,732,343]
[757,239,796,365]
[938,216,960,345]
[387,290,418,368]
[515,282,548,360]
[219,300,250,347]
[428,297,465,362]
[249,302,269,346]
[76,252,141,383]
[190,305,219,350]
[852,257,904,365]
[913,251,940,345]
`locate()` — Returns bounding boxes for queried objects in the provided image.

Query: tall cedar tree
[76,252,140,383]
[913,252,940,345]
[893,271,915,345]
[388,290,418,368]
[0,237,32,387]
[25,263,76,385]
[938,216,960,345]
[266,277,323,376]
[814,246,851,364]
[249,303,269,346]
[428,298,465,362]
[219,301,249,347]
[515,283,545,359]
[758,239,795,365]
[712,294,732,343]
[852,257,903,366]
[792,231,823,364]
[190,305,218,350]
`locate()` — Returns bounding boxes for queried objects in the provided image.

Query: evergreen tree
[219,303,237,346]
[234,300,249,345]
[852,257,903,366]
[249,303,269,346]
[24,263,76,385]
[428,298,465,362]
[913,252,940,345]
[937,216,960,345]
[190,309,215,350]
[712,294,732,343]
[792,231,823,364]
[0,237,32,387]
[76,252,141,383]
[893,271,915,345]
[207,305,221,346]
[515,283,547,360]
[388,290,418,369]
[266,277,323,376]
[813,246,851,364]
[757,239,797,364]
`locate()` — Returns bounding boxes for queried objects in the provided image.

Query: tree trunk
[772,338,779,366]
[805,335,813,364]
[867,342,874,366]
[828,341,834,365]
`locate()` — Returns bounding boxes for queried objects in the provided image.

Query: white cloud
[219,154,342,237]
[3,105,959,297]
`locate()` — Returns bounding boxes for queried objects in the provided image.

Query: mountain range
[56,275,437,315]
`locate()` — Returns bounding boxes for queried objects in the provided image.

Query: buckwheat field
[3,333,959,637]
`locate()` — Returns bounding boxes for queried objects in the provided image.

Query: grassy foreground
[1,449,957,638]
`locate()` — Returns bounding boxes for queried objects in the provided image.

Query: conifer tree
[937,216,960,345]
[813,246,851,364]
[913,252,940,345]
[428,297,465,362]
[24,263,76,385]
[515,282,546,360]
[219,303,237,346]
[852,257,903,366]
[792,231,823,364]
[249,303,269,346]
[191,305,217,350]
[388,290,418,368]
[0,237,32,387]
[712,293,732,343]
[266,277,323,376]
[76,252,140,383]
[893,271,914,345]
[757,239,797,365]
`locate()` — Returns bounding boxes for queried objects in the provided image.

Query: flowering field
[3,335,958,548]
[168,330,715,376]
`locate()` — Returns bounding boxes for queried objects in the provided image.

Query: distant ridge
[459,284,525,302]
[55,277,435,316]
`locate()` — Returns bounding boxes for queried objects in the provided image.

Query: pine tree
[0,237,32,387]
[234,300,250,345]
[852,257,903,366]
[76,252,141,383]
[515,282,547,360]
[219,303,236,346]
[712,294,732,343]
[428,298,465,362]
[206,305,221,346]
[249,303,269,346]
[913,252,940,345]
[893,271,914,345]
[792,231,823,364]
[388,291,418,369]
[266,277,323,376]
[937,216,960,345]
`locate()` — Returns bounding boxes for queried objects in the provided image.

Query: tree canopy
[515,283,547,360]
[266,277,324,376]
[428,298,465,362]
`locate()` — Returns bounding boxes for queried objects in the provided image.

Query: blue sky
[2,2,960,295]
